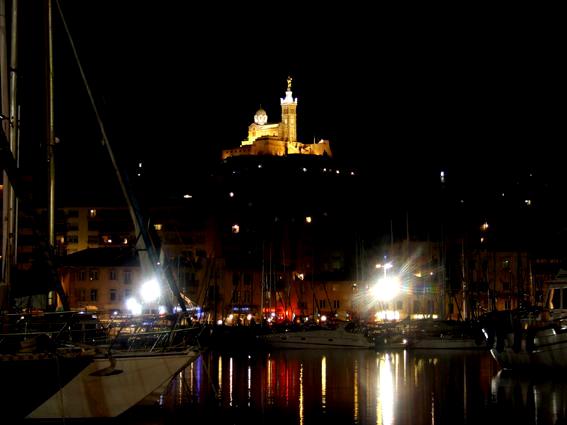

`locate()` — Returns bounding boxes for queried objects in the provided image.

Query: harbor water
[112,348,567,425]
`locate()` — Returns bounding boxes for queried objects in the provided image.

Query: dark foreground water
[25,349,567,425]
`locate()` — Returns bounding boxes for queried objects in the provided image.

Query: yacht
[481,276,567,369]
[260,322,374,349]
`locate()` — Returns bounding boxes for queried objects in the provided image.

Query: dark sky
[14,2,566,219]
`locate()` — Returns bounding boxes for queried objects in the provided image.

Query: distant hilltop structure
[221,77,332,160]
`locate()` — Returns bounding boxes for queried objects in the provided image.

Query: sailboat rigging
[1,1,200,419]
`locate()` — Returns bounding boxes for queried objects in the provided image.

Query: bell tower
[280,76,298,143]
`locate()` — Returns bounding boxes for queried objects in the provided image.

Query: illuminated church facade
[221,77,333,160]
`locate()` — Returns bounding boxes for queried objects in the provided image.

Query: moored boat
[260,322,374,349]
[26,347,199,418]
[480,278,567,369]
[374,319,486,350]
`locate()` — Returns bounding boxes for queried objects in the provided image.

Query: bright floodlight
[371,275,401,302]
[140,278,161,303]
[126,297,142,315]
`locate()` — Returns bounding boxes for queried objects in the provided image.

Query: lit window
[305,216,312,224]
[89,209,96,218]
[232,224,240,234]
[154,223,162,231]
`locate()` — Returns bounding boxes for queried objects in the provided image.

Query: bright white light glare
[126,297,142,315]
[158,305,167,315]
[217,319,223,325]
[140,279,161,303]
[372,276,401,302]
[321,315,327,322]
[375,310,400,321]
[246,314,252,321]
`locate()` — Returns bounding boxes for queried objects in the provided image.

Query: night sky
[12,2,566,249]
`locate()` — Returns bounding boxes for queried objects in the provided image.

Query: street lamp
[371,275,401,302]
[376,262,393,277]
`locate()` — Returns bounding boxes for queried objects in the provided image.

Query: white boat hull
[261,328,374,349]
[27,349,199,418]
[411,337,486,350]
[489,327,567,369]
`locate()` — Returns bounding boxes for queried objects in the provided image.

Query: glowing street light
[371,275,401,302]
[140,278,161,303]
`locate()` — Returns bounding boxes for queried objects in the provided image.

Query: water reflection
[491,370,567,425]
[139,350,567,425]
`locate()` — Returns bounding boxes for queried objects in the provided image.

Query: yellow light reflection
[267,357,274,405]
[377,354,394,425]
[321,356,327,412]
[354,359,359,424]
[299,362,304,425]
[229,357,233,406]
[217,356,222,399]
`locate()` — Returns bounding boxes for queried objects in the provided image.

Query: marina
[1,2,565,424]
[69,348,567,425]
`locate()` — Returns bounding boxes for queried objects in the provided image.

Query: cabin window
[319,299,326,309]
[124,271,132,284]
[89,269,99,281]
[125,289,132,298]
[551,288,561,310]
[90,289,98,301]
[109,270,117,280]
[333,300,340,309]
[562,288,567,309]
[110,289,117,301]
[77,270,86,281]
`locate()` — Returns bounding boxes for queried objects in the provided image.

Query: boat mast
[0,0,17,311]
[54,1,187,313]
[46,0,57,309]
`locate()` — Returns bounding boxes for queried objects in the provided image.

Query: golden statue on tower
[287,76,293,90]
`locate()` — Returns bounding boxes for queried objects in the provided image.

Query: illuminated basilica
[221,77,333,160]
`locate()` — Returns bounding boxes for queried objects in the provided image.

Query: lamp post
[371,262,401,321]
[376,262,393,277]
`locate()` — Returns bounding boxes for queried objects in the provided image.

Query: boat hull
[261,328,374,349]
[489,327,567,369]
[26,349,199,418]
[0,350,94,419]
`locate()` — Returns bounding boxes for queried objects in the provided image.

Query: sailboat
[1,1,200,419]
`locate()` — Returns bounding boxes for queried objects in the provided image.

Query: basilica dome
[254,108,268,125]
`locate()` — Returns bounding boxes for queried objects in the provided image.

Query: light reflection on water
[121,349,567,425]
